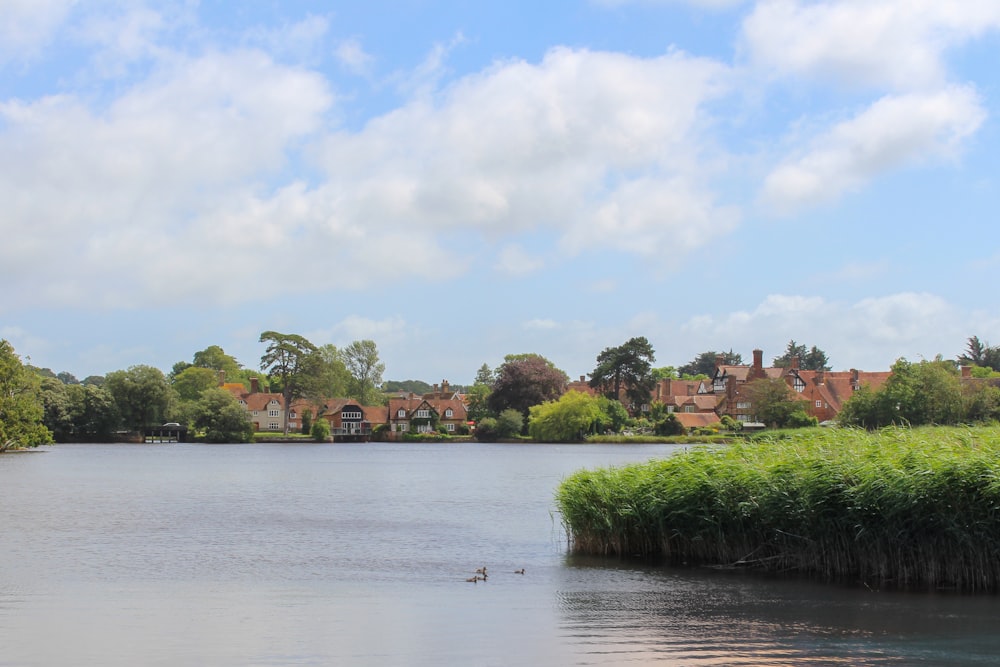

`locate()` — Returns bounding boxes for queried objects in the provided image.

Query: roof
[674,413,721,429]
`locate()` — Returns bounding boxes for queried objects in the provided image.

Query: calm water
[2,442,1000,666]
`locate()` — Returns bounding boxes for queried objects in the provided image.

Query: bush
[654,413,685,436]
[311,418,331,442]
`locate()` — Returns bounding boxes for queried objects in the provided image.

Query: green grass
[556,426,1000,591]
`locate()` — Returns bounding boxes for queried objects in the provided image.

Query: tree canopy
[488,354,568,426]
[0,340,52,450]
[678,350,742,377]
[588,336,656,412]
[959,336,1000,372]
[529,390,604,442]
[772,340,831,371]
[259,331,318,434]
[342,339,386,406]
[104,365,172,431]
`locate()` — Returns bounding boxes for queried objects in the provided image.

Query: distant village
[224,348,896,440]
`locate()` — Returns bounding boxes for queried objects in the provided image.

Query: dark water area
[2,442,999,666]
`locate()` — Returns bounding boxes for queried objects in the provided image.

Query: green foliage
[488,353,568,421]
[596,396,630,433]
[744,377,806,428]
[465,383,492,423]
[556,426,1000,591]
[311,417,331,442]
[343,340,386,406]
[589,336,656,412]
[171,366,219,401]
[678,350,742,378]
[772,340,831,371]
[259,331,318,434]
[104,365,172,431]
[0,340,53,450]
[720,415,741,432]
[301,409,313,435]
[40,378,120,442]
[383,379,433,394]
[473,416,499,441]
[193,388,254,443]
[959,336,1000,372]
[654,412,685,436]
[496,409,524,438]
[528,390,604,442]
[839,358,964,428]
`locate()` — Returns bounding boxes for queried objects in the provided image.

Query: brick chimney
[218,370,226,386]
[442,380,449,394]
[753,349,763,370]
[815,369,825,385]
[791,356,800,370]
[961,365,972,379]
[250,377,259,394]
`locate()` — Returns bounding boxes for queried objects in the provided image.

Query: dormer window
[397,409,406,418]
[445,408,453,418]
[416,409,430,418]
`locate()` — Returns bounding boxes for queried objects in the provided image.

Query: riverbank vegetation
[557,426,1000,592]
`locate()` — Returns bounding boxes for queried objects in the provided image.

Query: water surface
[2,442,998,666]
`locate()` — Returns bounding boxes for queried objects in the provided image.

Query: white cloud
[742,0,1000,90]
[0,0,75,64]
[760,87,984,213]
[335,38,374,76]
[495,245,544,276]
[680,292,968,370]
[523,319,559,331]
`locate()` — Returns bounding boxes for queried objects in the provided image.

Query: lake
[2,442,999,666]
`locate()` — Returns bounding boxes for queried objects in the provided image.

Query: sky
[2,0,1000,384]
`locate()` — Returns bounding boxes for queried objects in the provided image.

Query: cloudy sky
[2,0,999,383]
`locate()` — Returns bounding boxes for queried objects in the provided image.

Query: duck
[475,566,488,575]
[514,568,525,575]
[465,576,480,583]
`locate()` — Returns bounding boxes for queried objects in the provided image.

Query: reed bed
[556,426,1000,591]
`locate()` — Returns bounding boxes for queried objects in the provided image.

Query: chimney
[753,349,763,370]
[433,383,439,394]
[442,380,449,394]
[815,369,825,385]
[961,365,972,379]
[850,369,859,390]
[715,354,724,369]
[791,356,800,370]
[218,370,226,386]
[250,377,259,394]
[580,375,586,382]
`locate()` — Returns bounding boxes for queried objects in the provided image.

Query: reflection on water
[2,443,1000,666]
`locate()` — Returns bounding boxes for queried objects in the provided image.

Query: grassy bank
[556,426,1000,591]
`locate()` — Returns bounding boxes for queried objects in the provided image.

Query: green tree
[529,390,604,442]
[596,395,629,434]
[678,350,742,377]
[495,409,524,438]
[839,357,964,428]
[104,365,172,431]
[773,340,831,371]
[589,336,656,412]
[488,354,568,427]
[311,417,331,442]
[465,383,492,423]
[342,340,386,406]
[193,388,254,443]
[744,377,809,428]
[959,336,1000,372]
[302,343,351,403]
[382,379,433,394]
[172,366,219,402]
[259,331,318,435]
[192,345,243,377]
[0,340,53,450]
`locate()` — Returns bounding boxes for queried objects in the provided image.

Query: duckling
[514,568,525,575]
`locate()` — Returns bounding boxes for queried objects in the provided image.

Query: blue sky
[2,0,1000,384]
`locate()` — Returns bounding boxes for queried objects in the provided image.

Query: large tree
[959,336,1000,372]
[193,388,254,443]
[342,339,385,406]
[839,357,964,428]
[772,340,831,371]
[104,365,172,431]
[744,377,811,428]
[301,343,351,404]
[678,350,742,378]
[259,331,318,434]
[488,354,568,427]
[589,336,656,413]
[0,340,53,450]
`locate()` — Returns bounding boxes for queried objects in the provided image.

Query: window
[269,399,279,406]
[343,410,362,420]
[268,410,280,417]
[268,422,280,430]
[397,409,406,418]
[289,410,296,418]
[444,408,453,418]
[416,409,430,418]
[239,399,246,406]
[683,405,695,413]
[252,410,259,416]
[446,423,455,431]
[736,401,750,409]
[289,421,297,429]
[815,400,822,408]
